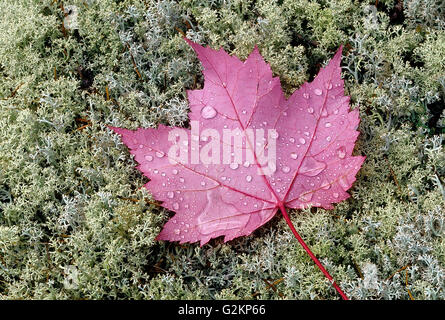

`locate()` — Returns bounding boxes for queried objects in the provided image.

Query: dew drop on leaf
[337,146,346,159]
[229,163,239,170]
[320,180,331,190]
[201,106,217,119]
[338,176,349,190]
[270,131,279,139]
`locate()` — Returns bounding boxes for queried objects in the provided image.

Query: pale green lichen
[0,0,444,300]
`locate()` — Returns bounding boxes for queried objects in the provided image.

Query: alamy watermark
[166,121,278,175]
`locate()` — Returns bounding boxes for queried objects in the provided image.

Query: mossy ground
[0,0,444,299]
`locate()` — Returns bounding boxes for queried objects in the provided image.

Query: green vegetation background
[0,0,444,299]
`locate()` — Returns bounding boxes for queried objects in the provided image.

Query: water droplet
[320,180,331,190]
[156,151,164,158]
[167,191,174,199]
[321,109,328,117]
[289,137,295,143]
[303,92,310,99]
[201,106,217,119]
[325,82,333,90]
[145,155,153,161]
[290,152,298,160]
[334,109,339,114]
[243,161,250,168]
[222,82,227,88]
[174,229,180,235]
[230,163,239,170]
[337,146,346,159]
[325,122,332,128]
[326,136,331,142]
[299,138,306,144]
[172,169,178,175]
[270,131,279,139]
[201,181,206,186]
[173,202,180,210]
[282,166,291,173]
[308,107,314,114]
[221,176,227,181]
[338,176,349,190]
[242,110,247,114]
[246,175,252,182]
[139,144,144,149]
[153,169,159,174]
[333,192,339,199]
[299,157,327,177]
[179,177,185,183]
[314,88,322,95]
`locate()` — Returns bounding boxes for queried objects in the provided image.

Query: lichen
[0,0,443,299]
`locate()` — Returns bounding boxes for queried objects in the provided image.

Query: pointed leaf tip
[332,45,343,63]
[108,126,126,135]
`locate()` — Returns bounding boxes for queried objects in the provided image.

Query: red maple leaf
[110,39,365,299]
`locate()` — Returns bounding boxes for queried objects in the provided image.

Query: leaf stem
[278,203,349,300]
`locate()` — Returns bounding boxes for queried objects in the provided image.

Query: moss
[0,0,444,299]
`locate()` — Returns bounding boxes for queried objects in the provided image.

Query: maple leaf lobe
[110,40,365,246]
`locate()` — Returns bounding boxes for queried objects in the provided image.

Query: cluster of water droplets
[277,80,354,206]
[170,218,192,240]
